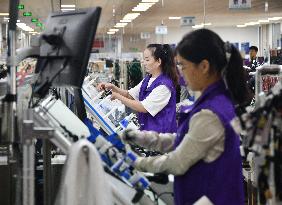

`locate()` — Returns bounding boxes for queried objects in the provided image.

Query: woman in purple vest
[122,29,252,205]
[98,44,178,133]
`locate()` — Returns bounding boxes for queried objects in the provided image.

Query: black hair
[249,46,258,52]
[147,44,178,87]
[176,29,251,105]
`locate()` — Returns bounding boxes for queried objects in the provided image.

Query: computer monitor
[105,59,113,68]
[35,7,101,89]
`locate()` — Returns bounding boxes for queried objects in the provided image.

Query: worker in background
[244,46,264,94]
[98,44,178,133]
[122,29,252,205]
[244,45,264,71]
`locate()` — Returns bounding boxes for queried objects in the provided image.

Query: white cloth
[193,196,214,205]
[55,139,113,205]
[130,109,225,175]
[128,77,171,117]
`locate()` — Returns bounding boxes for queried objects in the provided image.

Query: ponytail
[224,43,252,105]
[176,29,251,106]
[162,44,178,88]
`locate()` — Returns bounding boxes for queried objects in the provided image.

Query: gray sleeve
[122,130,176,153]
[134,110,225,175]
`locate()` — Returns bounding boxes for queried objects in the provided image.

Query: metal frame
[21,96,155,205]
[255,64,282,102]
[2,2,158,203]
[22,100,73,205]
[254,64,282,205]
[3,1,24,204]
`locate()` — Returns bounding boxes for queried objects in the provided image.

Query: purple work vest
[174,80,244,205]
[138,74,177,133]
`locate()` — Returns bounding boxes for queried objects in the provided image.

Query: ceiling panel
[126,0,282,34]
[0,0,281,35]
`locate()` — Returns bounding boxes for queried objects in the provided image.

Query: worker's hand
[111,91,121,101]
[124,144,143,168]
[97,82,115,92]
[121,129,146,145]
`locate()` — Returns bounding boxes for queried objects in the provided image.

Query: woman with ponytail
[98,44,178,133]
[121,29,247,204]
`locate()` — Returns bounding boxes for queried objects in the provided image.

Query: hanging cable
[50,0,54,12]
[203,0,206,26]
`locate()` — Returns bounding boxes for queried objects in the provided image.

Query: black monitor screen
[35,8,101,88]
[105,59,113,68]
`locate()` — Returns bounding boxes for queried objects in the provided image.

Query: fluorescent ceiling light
[192,24,204,29]
[237,24,247,27]
[238,17,280,27]
[125,13,140,16]
[123,13,140,20]
[133,5,152,9]
[192,22,211,29]
[16,23,26,26]
[132,8,149,12]
[116,23,128,26]
[109,28,119,32]
[29,31,40,35]
[61,8,75,11]
[61,4,75,8]
[114,25,126,28]
[132,3,154,11]
[268,17,282,21]
[120,19,132,23]
[142,0,159,2]
[169,17,181,20]
[0,13,9,16]
[114,22,128,28]
[16,23,34,32]
[245,21,259,26]
[107,31,115,35]
[258,19,269,23]
[139,2,155,6]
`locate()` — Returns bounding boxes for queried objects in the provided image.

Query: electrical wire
[155,191,174,205]
[28,58,49,108]
[49,58,68,83]
[29,58,68,108]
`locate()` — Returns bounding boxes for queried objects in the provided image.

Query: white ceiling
[0,0,282,35]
